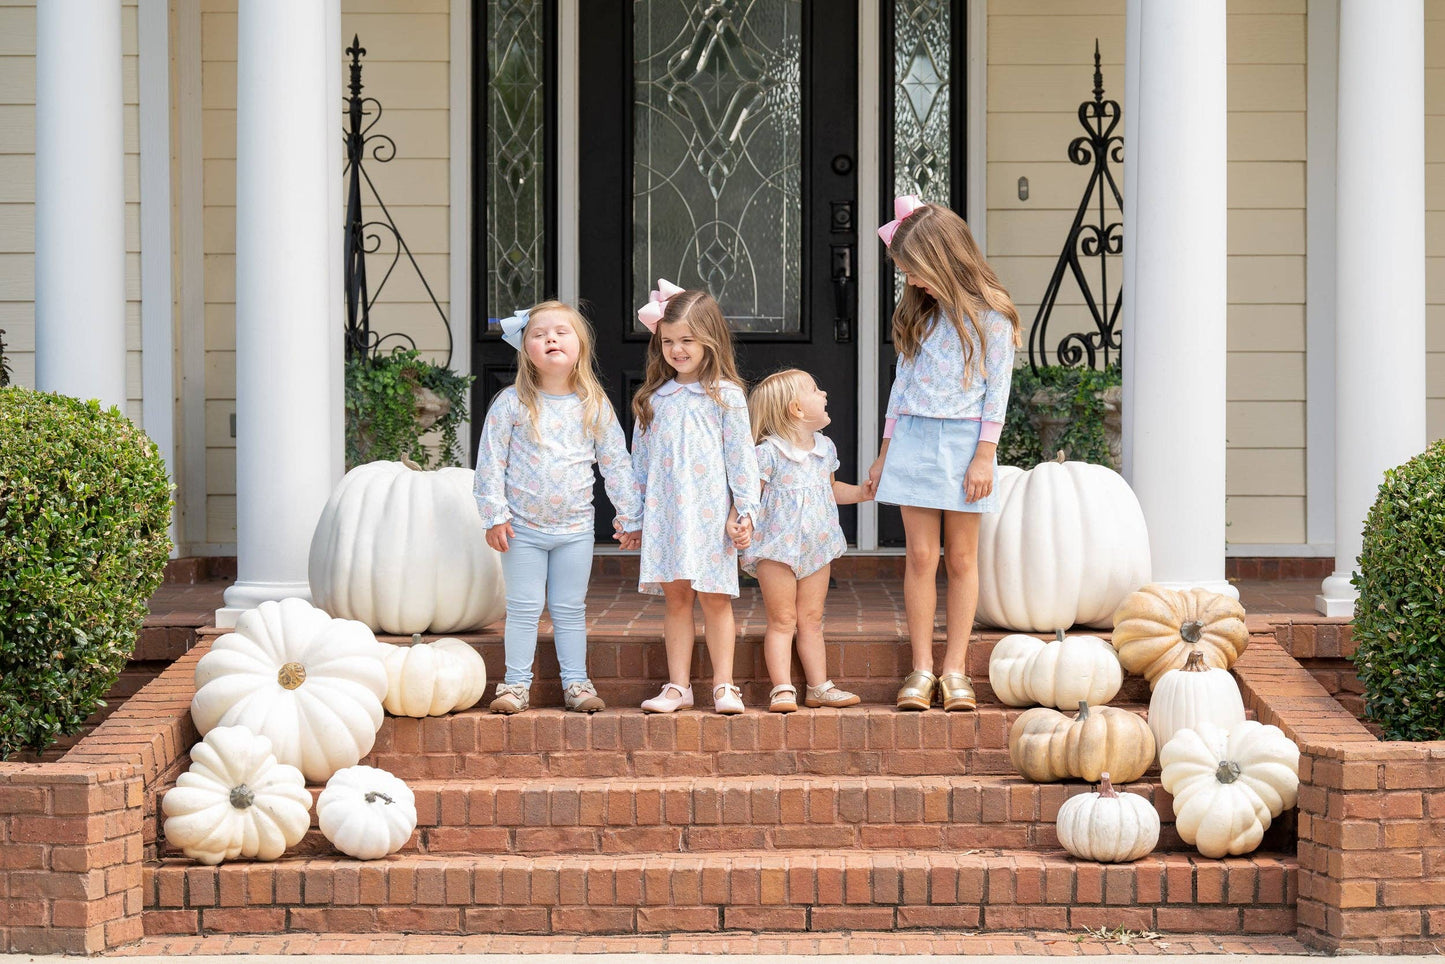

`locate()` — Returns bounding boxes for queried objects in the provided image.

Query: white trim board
[966,0,986,251]
[450,0,474,460]
[176,1,207,555]
[558,0,580,304]
[856,0,881,550]
[1305,0,1337,548]
[1225,543,1334,558]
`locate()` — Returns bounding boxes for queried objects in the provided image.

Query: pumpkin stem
[1215,760,1242,784]
[1183,649,1207,672]
[411,633,423,645]
[277,661,307,690]
[229,785,255,810]
[1076,700,1090,720]
[1055,629,1067,643]
[1055,450,1066,464]
[1180,620,1204,644]
[1098,772,1117,798]
[364,790,395,806]
[401,458,422,471]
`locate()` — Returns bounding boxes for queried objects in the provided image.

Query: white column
[34,0,126,410]
[218,0,342,626]
[1122,0,1234,597]
[1317,0,1426,617]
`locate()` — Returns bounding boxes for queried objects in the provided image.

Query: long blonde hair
[513,300,612,440]
[748,368,813,445]
[631,290,746,431]
[888,204,1022,379]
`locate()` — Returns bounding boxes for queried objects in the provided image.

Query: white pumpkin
[1055,771,1160,863]
[977,455,1151,632]
[380,634,488,717]
[1148,649,1246,757]
[1160,721,1300,858]
[192,598,388,783]
[989,630,1123,709]
[317,765,417,860]
[308,459,506,635]
[161,726,311,865]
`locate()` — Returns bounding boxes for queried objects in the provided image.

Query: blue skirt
[876,415,998,513]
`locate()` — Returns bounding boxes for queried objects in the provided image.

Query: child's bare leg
[661,580,697,686]
[755,561,799,687]
[793,565,832,687]
[940,512,982,676]
[696,591,736,688]
[900,506,943,673]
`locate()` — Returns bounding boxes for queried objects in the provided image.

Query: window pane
[487,0,547,319]
[893,0,951,203]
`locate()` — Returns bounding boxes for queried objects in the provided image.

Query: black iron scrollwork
[1027,41,1123,374]
[344,36,453,366]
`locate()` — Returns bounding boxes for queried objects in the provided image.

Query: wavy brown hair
[631,290,745,431]
[513,300,612,440]
[887,204,1021,379]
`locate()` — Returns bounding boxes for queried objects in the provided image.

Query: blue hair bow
[499,308,530,351]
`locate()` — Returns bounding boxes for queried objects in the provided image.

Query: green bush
[345,349,472,470]
[998,363,1122,469]
[1351,440,1445,741]
[0,328,11,387]
[0,389,173,756]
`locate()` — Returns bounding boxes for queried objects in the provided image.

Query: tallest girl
[867,196,1022,712]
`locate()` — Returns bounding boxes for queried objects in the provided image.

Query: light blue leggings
[500,523,594,687]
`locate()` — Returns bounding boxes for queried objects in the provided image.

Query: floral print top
[473,387,642,536]
[884,309,1015,443]
[741,432,847,579]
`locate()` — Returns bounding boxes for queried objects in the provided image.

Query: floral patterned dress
[632,379,761,597]
[741,432,847,579]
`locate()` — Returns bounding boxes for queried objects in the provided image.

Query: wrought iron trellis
[344,36,453,366]
[1026,41,1123,374]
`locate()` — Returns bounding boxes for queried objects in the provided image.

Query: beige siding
[0,0,144,424]
[1428,0,1445,442]
[199,0,451,544]
[986,0,1308,546]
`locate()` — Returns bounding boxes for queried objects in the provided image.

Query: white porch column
[218,0,342,626]
[1122,1,1234,597]
[34,1,126,410]
[1316,0,1426,617]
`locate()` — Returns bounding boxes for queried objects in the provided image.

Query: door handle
[831,244,853,343]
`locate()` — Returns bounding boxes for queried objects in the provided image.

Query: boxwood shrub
[1350,439,1445,741]
[997,363,1122,469]
[0,389,172,756]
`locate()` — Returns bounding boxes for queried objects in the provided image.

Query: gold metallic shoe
[896,670,937,711]
[938,673,977,712]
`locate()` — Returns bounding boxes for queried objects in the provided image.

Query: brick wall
[1270,620,1367,723]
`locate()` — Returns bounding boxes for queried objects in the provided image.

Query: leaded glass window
[892,0,951,203]
[487,0,547,319]
[633,0,802,333]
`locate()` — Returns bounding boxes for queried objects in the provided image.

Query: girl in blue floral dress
[631,282,761,714]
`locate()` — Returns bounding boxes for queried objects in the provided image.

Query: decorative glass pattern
[487,0,546,321]
[892,0,951,202]
[634,0,802,333]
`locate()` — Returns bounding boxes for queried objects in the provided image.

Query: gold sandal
[938,673,977,712]
[896,670,937,711]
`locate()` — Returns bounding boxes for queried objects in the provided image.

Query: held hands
[964,454,994,504]
[485,521,515,552]
[726,509,753,550]
[613,518,641,551]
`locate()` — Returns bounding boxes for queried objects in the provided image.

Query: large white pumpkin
[1148,649,1246,758]
[1160,721,1300,858]
[977,456,1151,632]
[308,459,506,635]
[192,598,388,783]
[379,634,489,717]
[989,630,1123,709]
[317,765,417,860]
[161,726,311,865]
[1055,771,1160,863]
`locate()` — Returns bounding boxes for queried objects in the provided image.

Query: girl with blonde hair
[867,197,1022,712]
[745,369,874,712]
[631,281,761,714]
[474,300,642,714]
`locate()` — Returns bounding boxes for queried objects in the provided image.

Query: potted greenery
[345,348,473,469]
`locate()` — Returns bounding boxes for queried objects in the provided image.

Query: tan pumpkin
[1110,585,1248,688]
[1009,700,1156,784]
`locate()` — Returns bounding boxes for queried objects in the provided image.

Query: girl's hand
[727,514,753,549]
[867,456,886,493]
[860,478,877,502]
[617,529,641,551]
[486,521,515,552]
[964,455,994,504]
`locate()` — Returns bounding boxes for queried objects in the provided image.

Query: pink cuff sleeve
[979,420,1003,445]
[882,417,897,439]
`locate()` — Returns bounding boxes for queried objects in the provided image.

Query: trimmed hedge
[0,389,172,756]
[1351,439,1445,741]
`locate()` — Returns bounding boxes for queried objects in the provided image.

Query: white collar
[766,432,827,463]
[655,378,709,397]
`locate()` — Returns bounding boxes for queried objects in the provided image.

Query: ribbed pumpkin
[1055,772,1160,863]
[976,456,1151,632]
[1009,700,1156,784]
[1160,721,1299,858]
[1111,585,1248,688]
[317,765,417,860]
[308,459,506,635]
[377,634,489,717]
[988,629,1123,709]
[1147,649,1246,756]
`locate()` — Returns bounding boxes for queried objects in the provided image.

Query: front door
[579,0,860,542]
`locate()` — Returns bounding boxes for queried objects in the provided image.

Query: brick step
[143,849,1298,937]
[360,704,1155,779]
[160,774,1193,859]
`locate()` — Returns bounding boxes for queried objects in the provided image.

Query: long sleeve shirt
[883,309,1016,443]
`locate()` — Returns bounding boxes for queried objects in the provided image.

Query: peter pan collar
[655,378,709,397]
[766,432,827,463]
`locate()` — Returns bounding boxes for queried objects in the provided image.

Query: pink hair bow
[877,194,927,246]
[637,278,686,332]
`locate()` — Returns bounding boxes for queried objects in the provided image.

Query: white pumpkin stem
[1215,760,1242,784]
[1097,772,1117,798]
[411,633,423,645]
[1180,620,1205,644]
[277,661,307,690]
[364,790,396,806]
[1182,649,1208,672]
[1054,629,1067,643]
[1075,700,1091,720]
[229,785,255,810]
[401,458,422,471]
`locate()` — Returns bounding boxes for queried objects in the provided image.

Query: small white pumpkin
[308,459,506,635]
[380,634,488,717]
[1148,649,1246,758]
[1056,771,1160,863]
[977,455,1151,632]
[192,597,388,782]
[317,765,417,860]
[1160,720,1300,858]
[989,630,1123,709]
[161,726,311,865]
